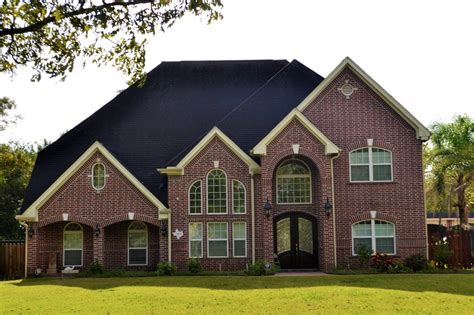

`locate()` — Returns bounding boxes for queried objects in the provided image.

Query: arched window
[276,160,311,204]
[92,163,106,190]
[350,147,392,182]
[352,220,395,255]
[189,180,202,214]
[232,180,246,214]
[207,169,227,214]
[63,222,83,267]
[128,221,148,265]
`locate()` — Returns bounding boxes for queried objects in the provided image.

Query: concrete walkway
[274,272,328,276]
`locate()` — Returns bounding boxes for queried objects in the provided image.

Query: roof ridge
[163,61,293,167]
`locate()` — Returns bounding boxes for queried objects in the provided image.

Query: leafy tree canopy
[0,0,223,82]
[424,114,474,225]
[0,96,20,131]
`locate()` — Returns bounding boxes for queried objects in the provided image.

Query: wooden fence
[428,227,473,268]
[0,240,25,280]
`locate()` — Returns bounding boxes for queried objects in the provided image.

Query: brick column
[27,223,39,275]
[93,227,104,265]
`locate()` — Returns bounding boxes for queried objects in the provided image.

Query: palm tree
[427,115,474,226]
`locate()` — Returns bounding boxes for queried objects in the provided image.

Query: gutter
[168,212,172,263]
[250,171,256,264]
[18,221,28,278]
[330,153,340,269]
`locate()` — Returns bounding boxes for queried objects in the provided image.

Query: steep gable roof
[297,57,431,140]
[20,59,324,212]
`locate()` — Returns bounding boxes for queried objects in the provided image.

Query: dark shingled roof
[21,59,324,211]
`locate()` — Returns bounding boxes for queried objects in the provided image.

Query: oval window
[92,163,106,190]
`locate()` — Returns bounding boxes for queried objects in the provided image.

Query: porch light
[94,224,100,237]
[160,221,168,237]
[323,197,332,217]
[263,198,272,218]
[28,226,35,238]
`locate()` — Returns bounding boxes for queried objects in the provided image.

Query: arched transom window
[207,169,227,214]
[350,147,392,182]
[92,163,106,190]
[352,220,395,255]
[276,160,311,204]
[128,221,148,265]
[189,180,202,214]
[63,222,83,267]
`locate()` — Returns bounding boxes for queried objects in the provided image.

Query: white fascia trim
[158,127,261,176]
[19,141,169,222]
[297,57,430,141]
[252,109,340,156]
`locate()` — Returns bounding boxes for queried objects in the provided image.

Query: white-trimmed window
[92,163,106,190]
[232,222,247,257]
[276,159,311,204]
[352,220,396,255]
[232,180,246,214]
[207,169,227,214]
[189,180,202,214]
[189,222,203,258]
[128,221,148,265]
[350,147,392,182]
[207,222,228,258]
[63,222,83,267]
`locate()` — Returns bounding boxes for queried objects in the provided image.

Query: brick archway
[37,214,95,229]
[101,213,161,228]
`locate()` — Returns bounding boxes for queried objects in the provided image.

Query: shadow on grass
[11,273,474,297]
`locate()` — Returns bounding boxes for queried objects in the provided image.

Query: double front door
[274,213,318,269]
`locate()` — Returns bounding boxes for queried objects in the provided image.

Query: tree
[425,115,474,226]
[0,97,20,131]
[0,142,38,240]
[0,0,223,82]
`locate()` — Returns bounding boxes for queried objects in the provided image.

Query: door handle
[296,243,299,251]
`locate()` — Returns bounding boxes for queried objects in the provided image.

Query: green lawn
[1,274,474,314]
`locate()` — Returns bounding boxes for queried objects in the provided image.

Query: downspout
[250,171,256,264]
[168,213,172,263]
[330,153,340,269]
[19,221,28,278]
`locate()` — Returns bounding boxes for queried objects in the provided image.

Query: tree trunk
[456,174,467,225]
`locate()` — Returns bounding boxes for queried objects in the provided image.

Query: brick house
[16,57,430,274]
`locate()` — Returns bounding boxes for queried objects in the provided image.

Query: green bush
[157,262,177,276]
[187,258,201,273]
[370,252,394,272]
[404,254,427,272]
[89,260,104,275]
[247,261,278,276]
[354,244,372,268]
[433,237,453,268]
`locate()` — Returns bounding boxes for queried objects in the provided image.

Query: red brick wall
[168,138,253,271]
[302,68,427,267]
[27,151,164,274]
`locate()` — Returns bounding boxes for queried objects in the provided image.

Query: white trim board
[297,57,430,141]
[16,141,169,222]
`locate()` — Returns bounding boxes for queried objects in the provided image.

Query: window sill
[348,181,397,185]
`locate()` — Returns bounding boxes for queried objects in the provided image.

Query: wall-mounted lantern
[28,226,35,238]
[94,224,101,237]
[263,198,272,218]
[323,197,333,217]
[160,221,168,237]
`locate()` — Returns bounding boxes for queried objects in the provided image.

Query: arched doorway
[274,212,318,269]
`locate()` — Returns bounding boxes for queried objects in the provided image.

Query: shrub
[89,260,104,275]
[433,237,453,268]
[404,254,427,272]
[157,262,177,276]
[370,252,394,272]
[247,261,278,276]
[355,244,372,268]
[187,258,201,273]
[387,263,410,274]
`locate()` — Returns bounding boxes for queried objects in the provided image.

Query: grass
[1,274,474,314]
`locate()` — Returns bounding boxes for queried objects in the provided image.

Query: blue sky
[1,0,473,144]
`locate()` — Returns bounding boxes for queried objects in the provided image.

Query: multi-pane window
[232,180,246,214]
[350,147,392,182]
[352,220,395,255]
[189,223,203,258]
[232,222,247,257]
[276,160,311,204]
[208,222,228,257]
[207,169,227,214]
[189,180,202,214]
[128,221,148,265]
[63,222,83,266]
[92,163,106,190]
